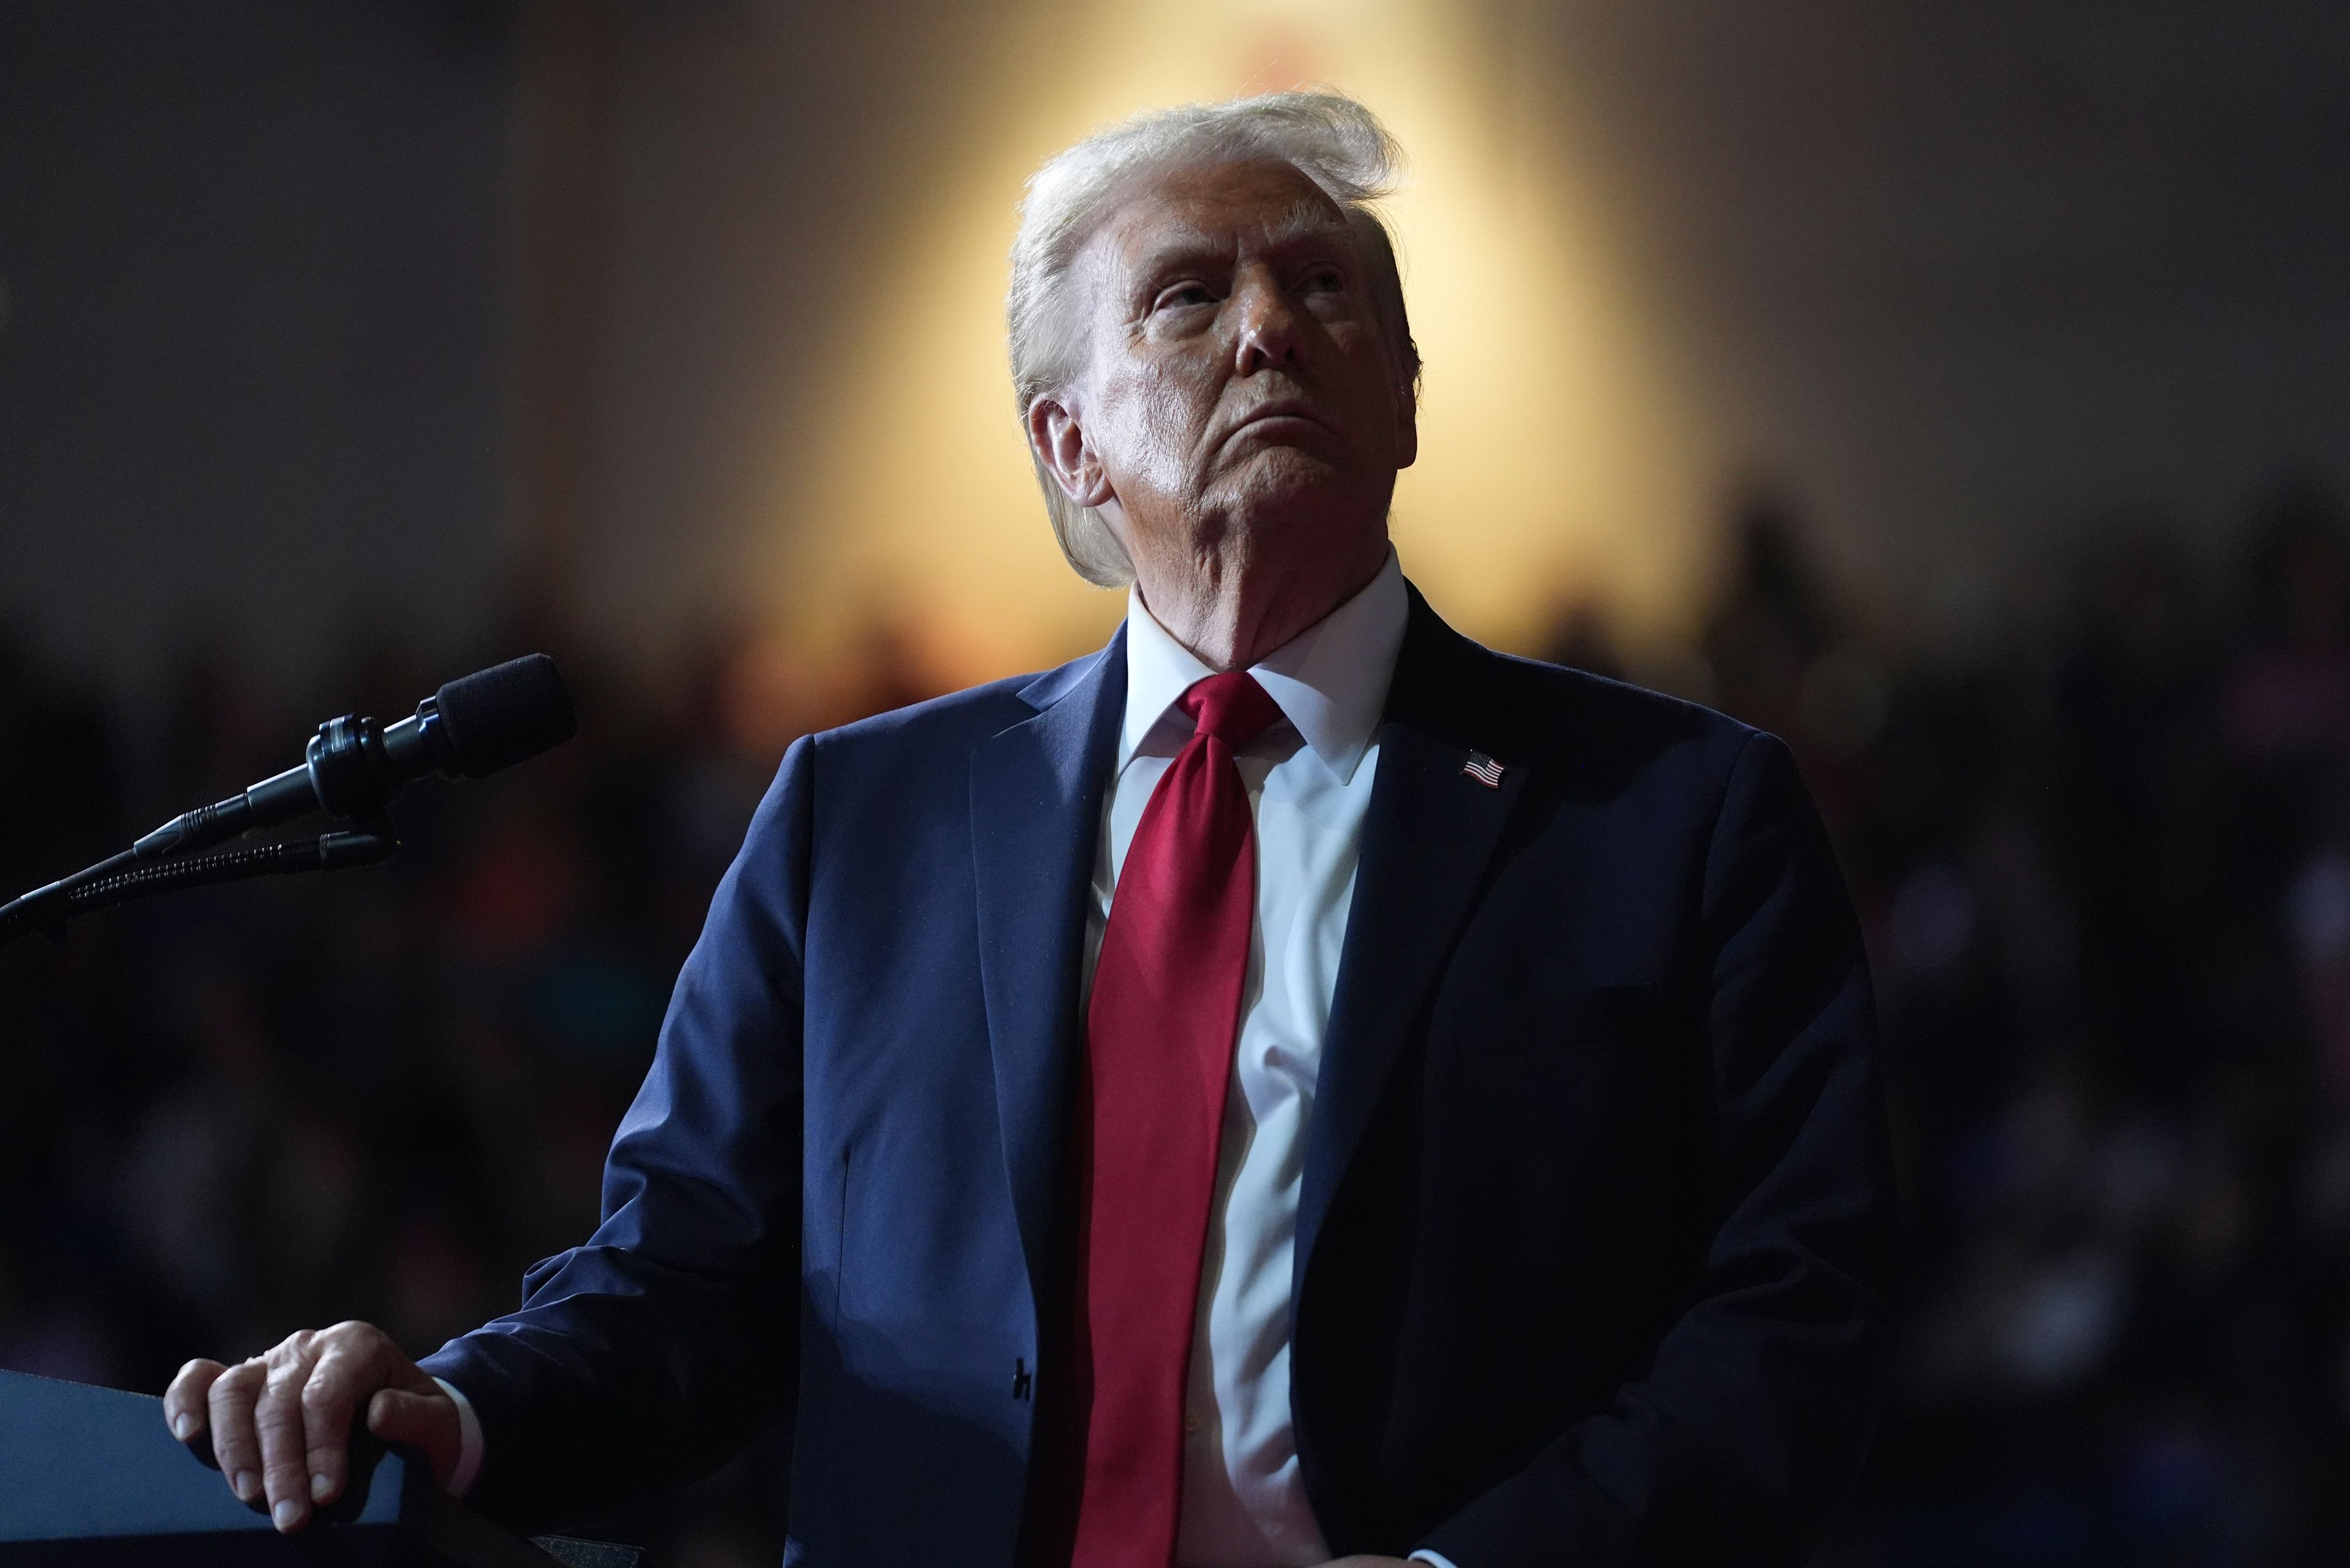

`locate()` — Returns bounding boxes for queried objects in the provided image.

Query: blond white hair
[1007,91,1421,586]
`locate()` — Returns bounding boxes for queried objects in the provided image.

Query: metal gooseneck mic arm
[0,830,401,947]
[0,654,576,950]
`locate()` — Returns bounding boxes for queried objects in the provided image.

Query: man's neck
[1129,536,1390,673]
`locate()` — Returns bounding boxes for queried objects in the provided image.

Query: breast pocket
[1475,981,1671,1059]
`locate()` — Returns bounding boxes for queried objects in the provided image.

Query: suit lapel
[1294,593,1527,1302]
[970,630,1128,1312]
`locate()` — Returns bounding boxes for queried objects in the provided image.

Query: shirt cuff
[431,1376,484,1498]
[1410,1552,1461,1568]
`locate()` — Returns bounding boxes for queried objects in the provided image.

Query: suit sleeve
[418,734,816,1531]
[1419,730,1903,1568]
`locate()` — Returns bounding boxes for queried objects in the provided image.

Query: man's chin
[1217,445,1353,509]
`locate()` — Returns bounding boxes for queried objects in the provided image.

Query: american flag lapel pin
[1462,750,1504,788]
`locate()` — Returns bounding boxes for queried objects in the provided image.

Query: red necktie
[1067,670,1284,1568]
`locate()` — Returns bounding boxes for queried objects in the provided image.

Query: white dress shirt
[448,550,1457,1566]
[1084,552,1412,1568]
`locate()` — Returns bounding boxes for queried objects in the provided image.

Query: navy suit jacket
[422,586,1901,1567]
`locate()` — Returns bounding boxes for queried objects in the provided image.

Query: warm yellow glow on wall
[757,0,1712,689]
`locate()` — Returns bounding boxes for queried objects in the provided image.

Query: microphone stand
[0,826,399,949]
[2,654,575,952]
[1,702,448,951]
[0,819,398,951]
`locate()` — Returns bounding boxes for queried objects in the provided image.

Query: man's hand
[163,1321,461,1533]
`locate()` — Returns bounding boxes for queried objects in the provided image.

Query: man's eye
[1301,267,1344,295]
[1154,283,1215,312]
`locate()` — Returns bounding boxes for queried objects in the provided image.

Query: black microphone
[132,654,578,862]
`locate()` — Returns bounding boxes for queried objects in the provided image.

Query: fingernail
[311,1473,332,1502]
[172,1414,194,1440]
[273,1500,303,1531]
[233,1471,258,1502]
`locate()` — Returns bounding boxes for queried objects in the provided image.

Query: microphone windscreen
[435,654,578,778]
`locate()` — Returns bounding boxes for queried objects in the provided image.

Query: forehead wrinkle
[1087,152,1345,258]
[1261,196,1351,248]
[1115,195,1354,283]
[1142,195,1349,257]
[1127,218,1224,264]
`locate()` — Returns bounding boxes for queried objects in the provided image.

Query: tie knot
[1180,671,1282,749]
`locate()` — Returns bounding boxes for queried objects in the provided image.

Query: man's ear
[1026,395,1116,509]
[1393,375,1419,472]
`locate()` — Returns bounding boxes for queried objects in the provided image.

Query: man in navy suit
[168,91,1899,1567]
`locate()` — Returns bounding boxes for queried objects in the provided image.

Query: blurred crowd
[9,479,2350,1565]
[1667,477,2350,1568]
[0,618,935,1562]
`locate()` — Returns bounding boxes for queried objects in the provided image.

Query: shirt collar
[1119,548,1407,786]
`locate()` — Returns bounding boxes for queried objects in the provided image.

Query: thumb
[365,1386,461,1488]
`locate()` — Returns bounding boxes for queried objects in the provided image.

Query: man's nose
[1231,270,1303,376]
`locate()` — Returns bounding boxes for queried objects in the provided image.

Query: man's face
[1044,157,1416,595]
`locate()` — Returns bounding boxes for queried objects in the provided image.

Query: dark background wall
[6,2,2348,693]
[1567,1,2350,622]
[0,0,513,701]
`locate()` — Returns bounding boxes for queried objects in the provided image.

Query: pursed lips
[1219,400,1330,448]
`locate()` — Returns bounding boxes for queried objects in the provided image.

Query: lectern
[0,1369,649,1566]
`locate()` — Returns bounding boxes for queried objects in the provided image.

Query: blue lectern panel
[0,1367,411,1559]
